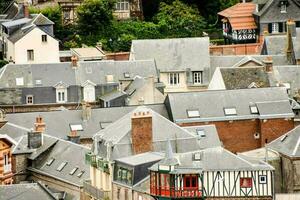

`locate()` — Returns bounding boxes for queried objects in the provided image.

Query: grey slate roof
[210,55,288,75]
[219,67,271,89]
[0,60,157,88]
[150,146,274,173]
[0,183,56,200]
[93,106,215,161]
[166,87,294,123]
[267,126,300,157]
[130,37,210,72]
[263,35,287,55]
[273,65,300,95]
[5,104,168,140]
[13,134,90,187]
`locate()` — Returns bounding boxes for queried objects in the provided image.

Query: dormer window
[280,1,287,13]
[54,82,68,103]
[82,80,96,102]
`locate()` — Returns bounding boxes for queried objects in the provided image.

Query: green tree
[76,0,115,36]
[154,0,206,38]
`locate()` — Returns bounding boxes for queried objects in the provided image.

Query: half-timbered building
[149,142,274,200]
[218,3,258,44]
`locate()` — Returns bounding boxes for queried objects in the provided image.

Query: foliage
[154,0,206,38]
[76,0,115,36]
[0,60,8,68]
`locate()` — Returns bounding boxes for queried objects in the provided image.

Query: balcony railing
[85,152,110,174]
[83,180,110,200]
[151,186,202,198]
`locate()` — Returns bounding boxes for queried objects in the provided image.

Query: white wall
[13,27,59,64]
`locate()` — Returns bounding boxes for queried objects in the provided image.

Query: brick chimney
[23,2,30,18]
[28,116,45,149]
[82,101,92,121]
[67,130,80,144]
[71,56,78,67]
[131,110,153,154]
[263,57,273,73]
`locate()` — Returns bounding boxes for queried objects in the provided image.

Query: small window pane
[250,106,258,114]
[77,170,85,177]
[46,158,55,166]
[187,110,200,118]
[70,124,83,131]
[224,108,237,116]
[57,162,67,171]
[69,167,78,175]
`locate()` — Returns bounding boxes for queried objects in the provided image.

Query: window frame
[187,110,200,118]
[42,35,47,43]
[250,105,259,114]
[26,95,34,105]
[280,3,287,13]
[16,77,24,86]
[259,175,267,184]
[56,88,67,103]
[115,0,130,11]
[168,73,180,86]
[27,49,34,61]
[193,71,203,85]
[224,107,237,116]
[272,23,279,33]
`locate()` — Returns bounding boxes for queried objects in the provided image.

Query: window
[77,170,85,177]
[27,49,34,61]
[16,77,24,86]
[250,105,259,114]
[70,124,83,131]
[26,95,33,105]
[224,107,237,116]
[240,178,252,188]
[124,72,130,78]
[42,35,47,42]
[168,73,180,85]
[280,2,287,13]
[3,153,10,173]
[184,175,198,188]
[83,85,96,102]
[196,129,206,137]
[193,152,201,160]
[63,10,70,19]
[56,88,67,103]
[193,71,203,84]
[259,175,267,184]
[187,110,200,118]
[46,158,55,166]
[4,154,8,165]
[69,167,78,175]
[115,0,129,11]
[35,80,42,85]
[56,162,67,171]
[272,23,279,33]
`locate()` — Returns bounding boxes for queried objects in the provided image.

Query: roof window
[77,170,85,178]
[16,77,24,86]
[46,158,55,166]
[56,162,68,171]
[250,105,259,114]
[193,152,201,161]
[224,107,237,116]
[70,124,83,131]
[35,79,42,85]
[124,72,130,78]
[69,167,78,175]
[187,110,200,118]
[196,129,206,138]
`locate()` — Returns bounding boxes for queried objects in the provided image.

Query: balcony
[85,152,110,174]
[83,180,110,200]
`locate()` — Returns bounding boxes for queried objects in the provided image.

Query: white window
[259,175,267,184]
[3,153,11,173]
[70,167,78,175]
[70,124,83,131]
[168,73,180,85]
[224,107,237,116]
[193,71,203,84]
[193,152,201,160]
[105,101,110,108]
[77,170,85,177]
[56,88,67,103]
[16,77,24,86]
[187,110,200,118]
[42,35,47,42]
[26,95,33,104]
[115,0,129,11]
[57,162,67,171]
[83,85,96,102]
[272,23,279,33]
[250,105,259,114]
[46,158,55,166]
[106,75,114,83]
[280,3,287,13]
[27,49,34,61]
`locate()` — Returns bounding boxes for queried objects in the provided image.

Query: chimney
[0,109,7,128]
[23,2,30,18]
[28,117,45,149]
[71,56,78,67]
[131,110,153,154]
[67,130,80,144]
[263,57,273,72]
[286,19,296,64]
[82,101,92,121]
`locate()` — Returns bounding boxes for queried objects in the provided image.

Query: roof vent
[193,152,201,161]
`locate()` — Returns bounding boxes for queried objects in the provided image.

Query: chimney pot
[71,56,78,67]
[263,57,273,73]
[34,116,46,133]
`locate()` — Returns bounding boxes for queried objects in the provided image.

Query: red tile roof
[218,3,257,30]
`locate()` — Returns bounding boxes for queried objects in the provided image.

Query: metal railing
[83,180,110,200]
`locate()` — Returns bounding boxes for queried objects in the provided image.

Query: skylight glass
[77,170,85,178]
[70,124,83,131]
[196,129,206,137]
[187,110,200,118]
[250,105,259,114]
[46,158,55,166]
[56,162,67,171]
[224,107,237,116]
[124,72,130,78]
[69,167,78,175]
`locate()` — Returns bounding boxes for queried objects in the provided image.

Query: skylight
[46,158,55,166]
[69,167,78,175]
[77,170,85,178]
[250,105,259,114]
[35,80,42,85]
[194,153,201,161]
[187,110,200,118]
[224,107,237,116]
[196,129,206,137]
[70,124,83,131]
[16,77,24,86]
[56,162,68,171]
[124,72,130,78]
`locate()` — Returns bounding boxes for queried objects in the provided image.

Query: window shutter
[279,22,283,32]
[268,23,272,33]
